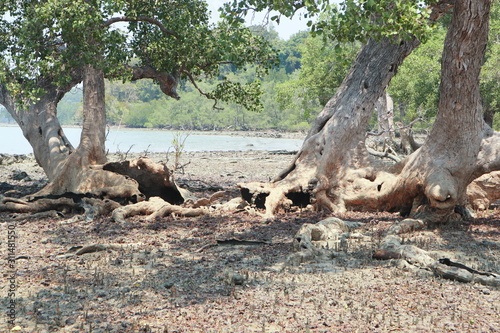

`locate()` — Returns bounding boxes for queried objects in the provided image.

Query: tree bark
[241,36,421,216]
[32,65,142,198]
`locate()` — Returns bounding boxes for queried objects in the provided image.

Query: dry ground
[1,151,499,332]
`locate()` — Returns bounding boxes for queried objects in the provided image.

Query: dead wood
[111,196,207,223]
[0,196,79,213]
[377,218,500,287]
[103,157,184,204]
[289,216,500,287]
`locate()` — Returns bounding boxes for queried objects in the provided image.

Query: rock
[480,288,491,295]
[373,250,402,260]
[232,273,246,285]
[221,269,248,285]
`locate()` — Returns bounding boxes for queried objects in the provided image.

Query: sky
[205,0,312,40]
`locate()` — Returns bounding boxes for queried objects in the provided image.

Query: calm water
[0,125,304,154]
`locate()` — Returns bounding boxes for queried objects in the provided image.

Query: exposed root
[103,157,183,203]
[293,217,364,251]
[111,196,207,223]
[288,216,499,287]
[0,157,193,222]
[378,217,500,286]
[184,190,229,208]
[286,217,364,266]
[467,171,500,210]
[0,196,79,214]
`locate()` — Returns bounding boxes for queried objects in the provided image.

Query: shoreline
[0,123,308,140]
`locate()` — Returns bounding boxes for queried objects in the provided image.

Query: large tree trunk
[241,36,421,217]
[0,81,76,180]
[33,65,141,197]
[1,65,189,218]
[389,0,490,218]
[241,0,499,220]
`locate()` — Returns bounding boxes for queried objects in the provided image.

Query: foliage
[0,0,277,111]
[481,0,500,130]
[20,0,500,133]
[221,0,439,43]
[276,35,359,119]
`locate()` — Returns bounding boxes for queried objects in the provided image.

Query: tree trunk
[0,82,75,180]
[241,0,499,220]
[376,90,394,140]
[241,36,421,216]
[33,65,141,197]
[1,65,188,216]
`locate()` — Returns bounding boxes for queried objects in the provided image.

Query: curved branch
[366,146,402,163]
[181,70,223,110]
[129,65,180,100]
[104,16,178,38]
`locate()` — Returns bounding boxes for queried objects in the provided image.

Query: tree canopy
[1,0,487,133]
[0,0,278,111]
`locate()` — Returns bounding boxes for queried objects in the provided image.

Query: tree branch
[104,16,178,38]
[129,65,180,100]
[181,69,223,110]
[366,146,402,163]
[429,1,456,22]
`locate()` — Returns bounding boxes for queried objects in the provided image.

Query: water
[0,125,304,154]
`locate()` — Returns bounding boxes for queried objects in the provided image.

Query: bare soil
[1,151,499,332]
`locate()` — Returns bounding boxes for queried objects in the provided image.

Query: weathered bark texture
[103,157,184,204]
[0,66,188,220]
[32,65,138,198]
[130,65,180,100]
[467,171,500,210]
[241,0,499,222]
[240,36,421,217]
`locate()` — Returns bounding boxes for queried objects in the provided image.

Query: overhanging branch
[181,69,223,110]
[129,65,179,100]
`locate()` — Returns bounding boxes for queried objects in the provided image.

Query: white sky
[206,0,312,40]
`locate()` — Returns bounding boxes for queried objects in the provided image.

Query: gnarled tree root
[467,171,500,210]
[286,217,364,266]
[288,216,499,287]
[379,218,499,287]
[112,196,207,223]
[0,157,195,222]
